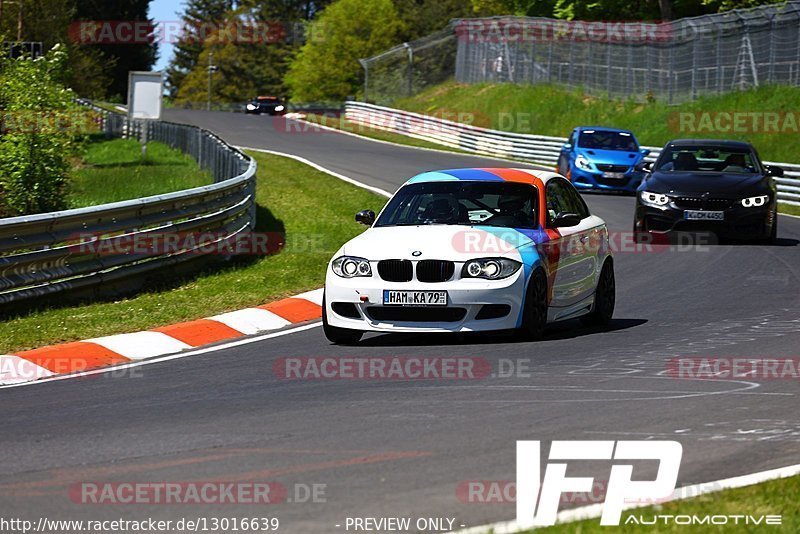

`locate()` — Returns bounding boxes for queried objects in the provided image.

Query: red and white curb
[0,289,323,386]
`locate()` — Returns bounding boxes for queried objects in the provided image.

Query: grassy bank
[1,151,386,353]
[68,138,211,208]
[394,82,800,163]
[535,474,799,533]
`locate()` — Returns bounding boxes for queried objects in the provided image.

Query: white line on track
[238,146,393,198]
[0,322,322,390]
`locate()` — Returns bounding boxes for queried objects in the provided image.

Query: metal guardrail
[0,106,257,305]
[344,101,800,206]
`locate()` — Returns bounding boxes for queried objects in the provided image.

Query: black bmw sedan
[245,96,285,115]
[633,139,782,244]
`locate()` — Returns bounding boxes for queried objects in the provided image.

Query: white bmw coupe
[323,168,614,344]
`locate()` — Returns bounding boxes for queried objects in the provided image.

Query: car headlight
[332,256,372,278]
[462,258,521,280]
[640,191,670,207]
[575,154,592,171]
[741,195,769,208]
[246,104,256,110]
[274,105,285,112]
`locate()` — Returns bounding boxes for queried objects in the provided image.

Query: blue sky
[150,0,186,71]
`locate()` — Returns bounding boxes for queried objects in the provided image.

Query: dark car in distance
[245,96,285,115]
[634,139,782,244]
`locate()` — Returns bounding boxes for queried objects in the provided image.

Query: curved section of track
[1,110,798,532]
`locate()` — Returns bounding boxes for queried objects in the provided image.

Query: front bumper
[570,166,643,192]
[324,269,527,333]
[634,201,774,240]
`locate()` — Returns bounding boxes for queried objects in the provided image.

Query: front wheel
[322,295,363,345]
[517,269,548,341]
[581,259,615,326]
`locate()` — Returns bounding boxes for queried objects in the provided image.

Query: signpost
[127,71,163,157]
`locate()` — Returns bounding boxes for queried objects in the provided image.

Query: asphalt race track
[2,110,799,532]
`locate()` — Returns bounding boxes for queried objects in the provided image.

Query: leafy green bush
[0,44,85,217]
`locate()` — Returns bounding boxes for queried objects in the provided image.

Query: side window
[545,181,570,225]
[569,131,578,148]
[546,179,589,225]
[559,179,590,219]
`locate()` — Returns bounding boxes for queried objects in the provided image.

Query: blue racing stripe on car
[406,171,460,183]
[439,168,505,181]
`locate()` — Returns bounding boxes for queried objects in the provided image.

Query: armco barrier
[344,101,800,207]
[0,106,257,305]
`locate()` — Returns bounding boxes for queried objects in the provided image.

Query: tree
[166,0,233,97]
[174,15,293,106]
[394,0,474,41]
[286,0,403,102]
[73,0,158,100]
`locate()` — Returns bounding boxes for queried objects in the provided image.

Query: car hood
[338,225,541,262]
[644,171,768,194]
[578,148,643,166]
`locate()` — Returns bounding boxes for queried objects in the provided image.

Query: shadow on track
[354,318,648,347]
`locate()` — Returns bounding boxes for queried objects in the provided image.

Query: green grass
[68,138,211,208]
[394,81,800,164]
[0,151,387,353]
[531,474,799,533]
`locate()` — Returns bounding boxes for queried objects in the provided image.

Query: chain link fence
[361,1,800,105]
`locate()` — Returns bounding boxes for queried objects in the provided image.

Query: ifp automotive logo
[516,440,682,527]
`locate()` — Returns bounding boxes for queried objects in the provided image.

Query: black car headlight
[640,191,670,207]
[462,258,521,280]
[741,195,769,208]
[332,256,372,278]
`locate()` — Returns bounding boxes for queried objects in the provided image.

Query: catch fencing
[0,106,257,305]
[344,101,800,206]
[361,2,800,104]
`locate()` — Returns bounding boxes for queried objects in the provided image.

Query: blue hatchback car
[557,127,650,194]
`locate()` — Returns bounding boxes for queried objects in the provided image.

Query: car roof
[575,126,634,134]
[666,139,753,149]
[404,168,560,186]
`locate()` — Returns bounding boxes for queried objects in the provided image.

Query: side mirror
[355,209,375,226]
[765,165,784,177]
[553,212,581,228]
[635,161,653,173]
[640,148,650,157]
[562,143,572,151]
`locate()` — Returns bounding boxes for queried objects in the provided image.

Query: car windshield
[577,130,638,151]
[256,97,280,104]
[655,146,758,174]
[375,181,538,229]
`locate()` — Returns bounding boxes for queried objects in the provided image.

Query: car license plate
[383,290,447,306]
[602,172,626,179]
[684,210,724,221]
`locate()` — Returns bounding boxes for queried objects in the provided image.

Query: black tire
[581,259,615,327]
[322,294,363,345]
[518,269,548,341]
